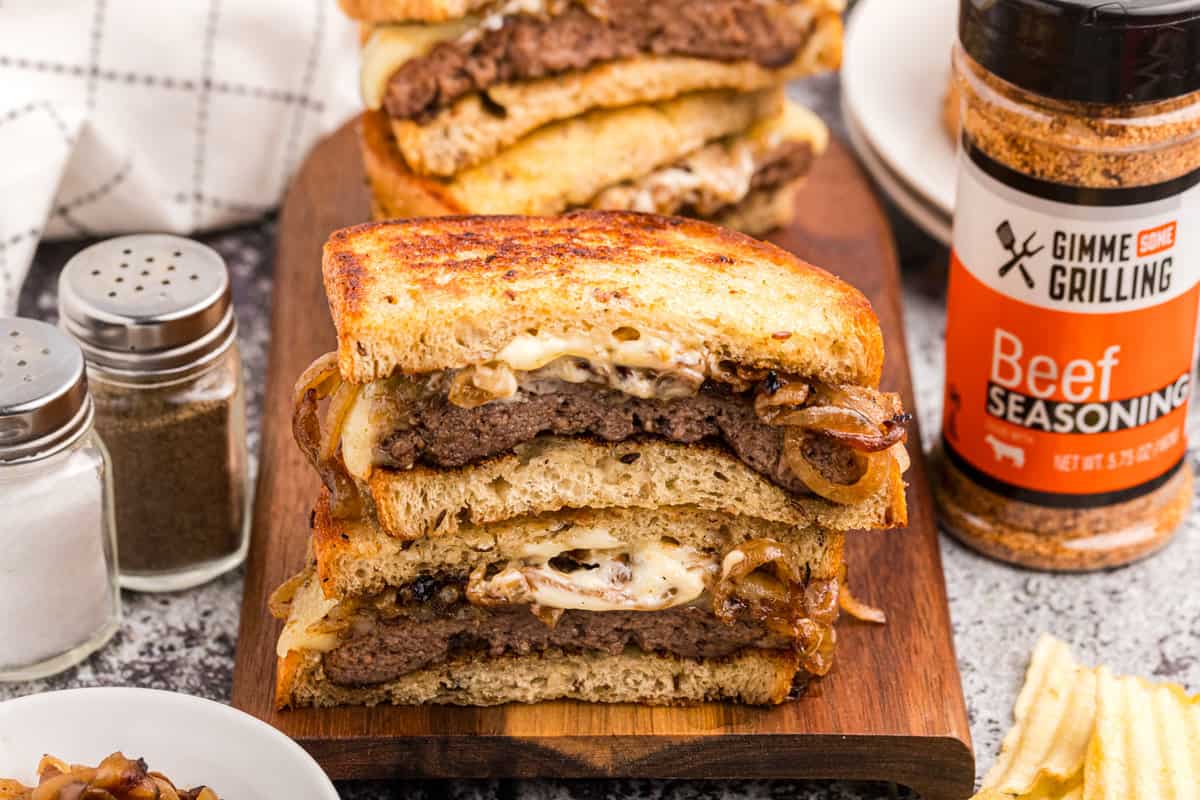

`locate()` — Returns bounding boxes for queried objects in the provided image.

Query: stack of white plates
[842,0,958,245]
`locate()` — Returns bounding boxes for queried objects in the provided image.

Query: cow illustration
[984,434,1025,468]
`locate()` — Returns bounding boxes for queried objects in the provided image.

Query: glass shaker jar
[59,235,250,592]
[0,318,120,680]
[935,0,1200,570]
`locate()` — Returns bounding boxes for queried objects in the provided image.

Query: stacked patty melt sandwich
[272,212,909,708]
[343,0,844,235]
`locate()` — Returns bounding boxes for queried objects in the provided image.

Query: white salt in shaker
[0,318,120,681]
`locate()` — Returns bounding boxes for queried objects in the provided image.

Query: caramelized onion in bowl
[1,753,218,800]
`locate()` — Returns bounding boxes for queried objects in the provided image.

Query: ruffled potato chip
[1083,667,1200,800]
[973,636,1200,800]
[981,635,1097,796]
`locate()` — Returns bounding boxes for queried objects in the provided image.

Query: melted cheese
[360,18,476,109]
[275,574,340,657]
[275,534,715,659]
[472,534,714,612]
[591,100,828,217]
[496,330,700,372]
[340,388,377,481]
[591,140,758,217]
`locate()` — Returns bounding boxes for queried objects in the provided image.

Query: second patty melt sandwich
[275,211,909,708]
[345,0,844,234]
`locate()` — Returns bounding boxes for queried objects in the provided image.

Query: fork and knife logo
[995,220,1043,290]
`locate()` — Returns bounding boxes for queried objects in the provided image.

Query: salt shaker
[59,235,250,592]
[0,318,121,681]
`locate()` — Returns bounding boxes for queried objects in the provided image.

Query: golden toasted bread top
[322,211,884,386]
[338,0,492,23]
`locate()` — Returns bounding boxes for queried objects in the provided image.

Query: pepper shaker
[59,235,250,592]
[0,318,121,680]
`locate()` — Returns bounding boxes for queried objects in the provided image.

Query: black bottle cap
[959,0,1200,104]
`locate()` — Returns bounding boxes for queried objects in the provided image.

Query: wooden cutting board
[231,119,975,800]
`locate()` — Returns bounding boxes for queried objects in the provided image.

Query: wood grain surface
[230,119,975,799]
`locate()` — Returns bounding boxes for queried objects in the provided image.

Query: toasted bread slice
[367,104,817,233]
[373,15,842,175]
[363,436,907,539]
[340,0,846,25]
[361,87,782,217]
[309,489,845,598]
[586,101,826,224]
[277,646,802,708]
[339,0,491,23]
[713,178,804,238]
[323,211,885,387]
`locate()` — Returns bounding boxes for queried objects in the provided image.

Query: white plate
[845,102,953,245]
[0,688,337,799]
[843,0,959,216]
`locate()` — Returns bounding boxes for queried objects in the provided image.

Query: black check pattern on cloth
[193,0,222,229]
[0,0,354,309]
[0,55,327,109]
[0,0,342,232]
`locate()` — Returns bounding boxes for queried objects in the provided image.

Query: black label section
[965,141,1200,207]
[943,438,1185,508]
[986,375,1192,434]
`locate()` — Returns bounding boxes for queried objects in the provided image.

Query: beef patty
[385,0,809,121]
[749,141,813,196]
[378,381,862,494]
[324,601,791,686]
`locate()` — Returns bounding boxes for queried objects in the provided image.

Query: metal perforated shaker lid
[0,317,92,464]
[58,234,236,375]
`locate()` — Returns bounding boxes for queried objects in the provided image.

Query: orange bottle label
[943,146,1200,506]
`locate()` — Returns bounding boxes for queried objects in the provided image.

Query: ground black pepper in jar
[934,0,1200,571]
[59,235,249,591]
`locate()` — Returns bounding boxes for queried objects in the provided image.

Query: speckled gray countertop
[4,74,1199,800]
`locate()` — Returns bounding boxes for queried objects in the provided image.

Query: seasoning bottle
[935,0,1200,571]
[59,235,249,592]
[0,318,121,680]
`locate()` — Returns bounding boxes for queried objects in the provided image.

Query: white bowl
[0,688,337,799]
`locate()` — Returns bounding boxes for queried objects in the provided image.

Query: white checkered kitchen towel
[0,1,361,313]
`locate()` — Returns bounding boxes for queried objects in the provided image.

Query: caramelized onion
[448,367,515,409]
[713,539,806,639]
[753,378,811,421]
[839,582,887,624]
[801,625,837,677]
[466,564,530,607]
[292,352,341,410]
[712,539,842,672]
[804,576,840,627]
[292,352,361,519]
[707,359,770,393]
[268,572,307,620]
[783,429,890,504]
[466,566,569,626]
[10,753,217,800]
[467,561,654,611]
[320,380,361,462]
[810,385,908,452]
[772,403,905,453]
[531,604,565,627]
